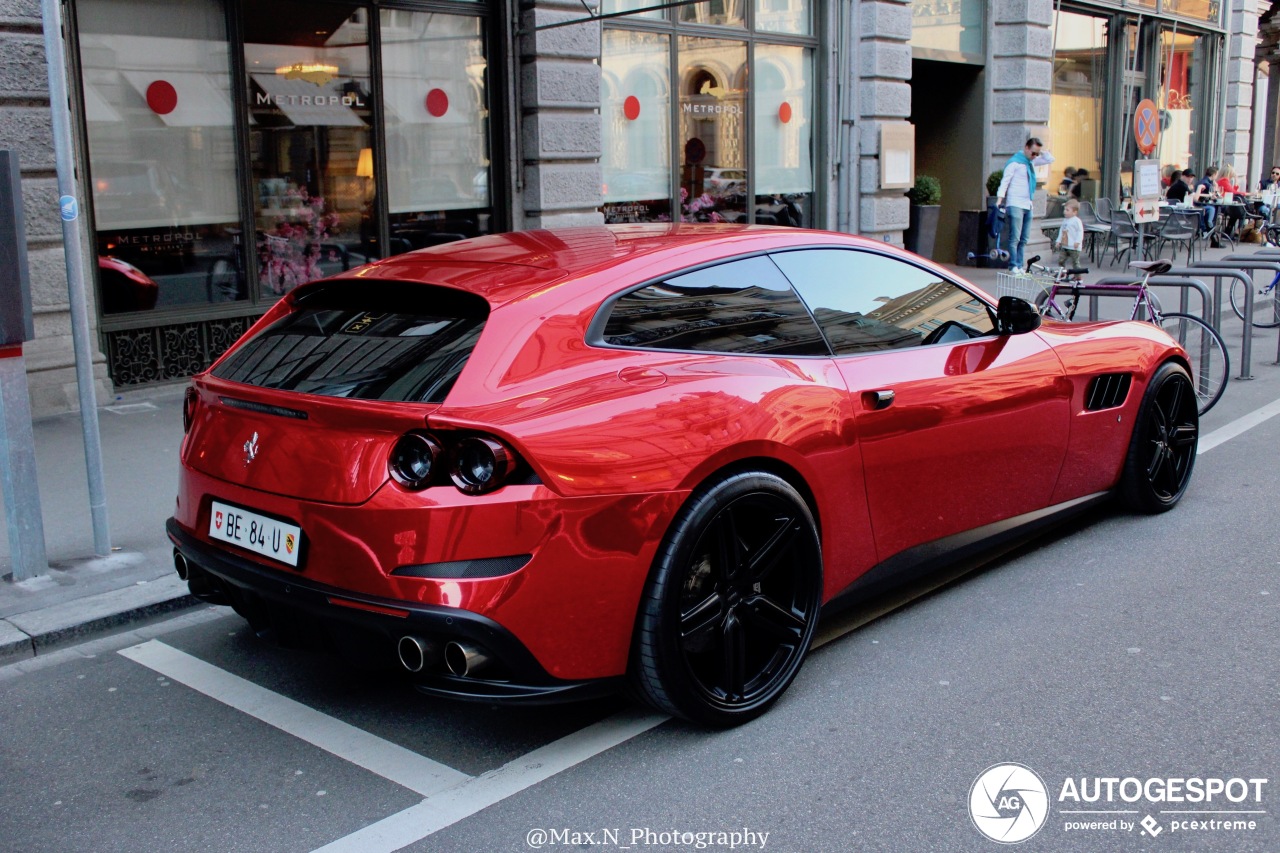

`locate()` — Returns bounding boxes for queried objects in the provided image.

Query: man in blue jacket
[996,137,1055,271]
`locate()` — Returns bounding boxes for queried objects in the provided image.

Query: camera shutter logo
[969,763,1050,844]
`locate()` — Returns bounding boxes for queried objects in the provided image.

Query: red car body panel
[172,224,1190,690]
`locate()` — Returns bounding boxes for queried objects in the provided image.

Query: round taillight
[389,431,443,489]
[450,437,516,495]
[182,387,198,433]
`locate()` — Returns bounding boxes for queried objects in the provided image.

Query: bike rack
[1192,256,1280,370]
[1086,274,1249,381]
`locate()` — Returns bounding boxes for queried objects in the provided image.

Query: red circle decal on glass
[146,80,178,115]
[624,96,641,121]
[779,102,792,124]
[426,89,449,118]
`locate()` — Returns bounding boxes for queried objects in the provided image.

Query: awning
[121,70,234,128]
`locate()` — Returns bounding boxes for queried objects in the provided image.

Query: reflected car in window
[168,224,1199,726]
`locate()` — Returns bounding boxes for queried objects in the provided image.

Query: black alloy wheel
[1120,361,1199,513]
[630,472,822,726]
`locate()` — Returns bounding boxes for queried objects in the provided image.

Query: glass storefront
[79,0,241,314]
[1049,10,1107,197]
[73,0,497,386]
[909,0,984,62]
[1050,5,1222,205]
[602,1,816,228]
[245,1,373,298]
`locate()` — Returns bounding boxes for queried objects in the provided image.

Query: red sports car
[168,225,1198,726]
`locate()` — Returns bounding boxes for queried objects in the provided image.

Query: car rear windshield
[211,281,488,403]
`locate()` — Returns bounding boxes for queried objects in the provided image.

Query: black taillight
[449,436,516,495]
[182,387,198,433]
[389,431,443,490]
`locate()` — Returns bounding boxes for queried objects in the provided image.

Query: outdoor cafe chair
[1077,201,1111,264]
[1153,209,1203,264]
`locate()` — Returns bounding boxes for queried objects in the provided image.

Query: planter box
[904,204,940,259]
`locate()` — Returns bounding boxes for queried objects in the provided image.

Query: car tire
[629,471,822,726]
[1119,361,1199,513]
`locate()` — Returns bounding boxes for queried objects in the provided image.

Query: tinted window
[211,283,487,403]
[770,249,994,355]
[601,256,828,356]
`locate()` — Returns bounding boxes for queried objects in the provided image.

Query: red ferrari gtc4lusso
[168,225,1198,726]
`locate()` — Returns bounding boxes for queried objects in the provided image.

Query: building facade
[0,0,1260,415]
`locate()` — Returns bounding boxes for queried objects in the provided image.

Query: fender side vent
[1085,373,1132,411]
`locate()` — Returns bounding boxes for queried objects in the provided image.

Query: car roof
[324,224,954,309]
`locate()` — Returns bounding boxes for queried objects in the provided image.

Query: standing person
[1055,199,1084,269]
[996,137,1056,271]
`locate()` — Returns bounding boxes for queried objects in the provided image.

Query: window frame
[587,250,833,358]
[600,1,822,228]
[767,246,998,358]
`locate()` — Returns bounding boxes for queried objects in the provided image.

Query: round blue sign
[59,195,78,222]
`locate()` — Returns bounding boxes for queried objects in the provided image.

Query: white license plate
[209,500,302,568]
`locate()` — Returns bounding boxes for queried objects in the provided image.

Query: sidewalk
[0,384,198,663]
[0,237,1271,666]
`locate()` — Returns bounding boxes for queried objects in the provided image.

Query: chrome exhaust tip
[397,636,440,673]
[173,550,190,581]
[444,641,492,677]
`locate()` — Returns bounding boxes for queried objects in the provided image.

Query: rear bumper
[167,518,621,704]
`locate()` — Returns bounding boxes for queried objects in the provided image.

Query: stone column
[989,0,1053,214]
[0,0,109,416]
[1223,0,1261,177]
[518,0,604,229]
[857,1,912,242]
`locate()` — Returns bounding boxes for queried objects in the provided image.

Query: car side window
[601,255,830,356]
[769,249,995,355]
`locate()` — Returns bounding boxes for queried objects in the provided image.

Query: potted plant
[904,174,942,258]
[986,170,1004,201]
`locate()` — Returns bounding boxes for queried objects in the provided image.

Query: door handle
[862,390,895,410]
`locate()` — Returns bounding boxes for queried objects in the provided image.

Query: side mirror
[995,296,1042,335]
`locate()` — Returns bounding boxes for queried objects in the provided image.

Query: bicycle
[1031,258,1228,415]
[1025,257,1162,321]
[1227,229,1280,328]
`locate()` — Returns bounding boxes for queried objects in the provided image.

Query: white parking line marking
[311,708,668,853]
[118,640,469,796]
[1198,396,1280,455]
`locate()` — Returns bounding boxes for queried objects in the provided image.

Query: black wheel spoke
[745,516,799,584]
[741,594,806,642]
[1170,423,1198,449]
[714,508,744,583]
[680,591,724,644]
[720,614,746,701]
[1146,440,1171,481]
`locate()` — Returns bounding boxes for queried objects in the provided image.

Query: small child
[1056,199,1084,269]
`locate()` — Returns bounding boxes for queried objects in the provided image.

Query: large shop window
[602,2,816,229]
[381,9,492,252]
[245,1,374,299]
[78,0,240,314]
[1155,29,1207,172]
[1049,11,1107,205]
[602,29,671,222]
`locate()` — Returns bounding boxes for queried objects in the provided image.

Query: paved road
[1,393,1277,851]
[3,270,1280,851]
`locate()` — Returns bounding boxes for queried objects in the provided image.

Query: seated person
[1069,168,1091,199]
[1058,166,1077,196]
[1257,165,1280,220]
[1215,164,1245,237]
